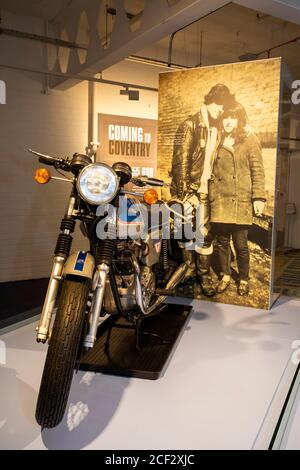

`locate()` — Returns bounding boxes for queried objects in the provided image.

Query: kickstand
[103,314,170,353]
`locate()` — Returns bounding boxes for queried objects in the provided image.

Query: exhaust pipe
[132,256,190,315]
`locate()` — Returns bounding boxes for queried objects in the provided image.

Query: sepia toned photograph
[157,58,282,309]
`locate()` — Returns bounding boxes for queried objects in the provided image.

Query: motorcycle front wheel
[35,276,90,428]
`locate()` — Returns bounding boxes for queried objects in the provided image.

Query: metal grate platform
[79,304,192,380]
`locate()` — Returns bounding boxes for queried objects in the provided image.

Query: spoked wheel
[36,277,90,428]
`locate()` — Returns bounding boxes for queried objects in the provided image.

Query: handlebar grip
[148,177,163,183]
[38,155,58,166]
[133,176,165,187]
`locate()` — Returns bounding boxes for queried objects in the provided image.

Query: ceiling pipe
[257,35,300,58]
[126,55,190,69]
[0,62,158,92]
[167,2,232,67]
[239,34,300,61]
[0,26,87,50]
[194,30,203,68]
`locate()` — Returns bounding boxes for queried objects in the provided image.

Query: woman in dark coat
[209,102,266,295]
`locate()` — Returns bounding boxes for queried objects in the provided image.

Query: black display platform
[79,304,192,380]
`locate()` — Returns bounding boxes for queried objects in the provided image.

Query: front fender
[63,251,95,279]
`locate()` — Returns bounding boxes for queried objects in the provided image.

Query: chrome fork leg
[36,195,76,343]
[83,263,109,350]
[36,256,66,342]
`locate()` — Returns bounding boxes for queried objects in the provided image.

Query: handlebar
[28,149,70,171]
[39,155,59,166]
[132,176,169,188]
[29,150,169,188]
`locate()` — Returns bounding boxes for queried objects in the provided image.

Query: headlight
[77,163,119,205]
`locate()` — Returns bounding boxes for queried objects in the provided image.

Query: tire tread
[36,277,90,428]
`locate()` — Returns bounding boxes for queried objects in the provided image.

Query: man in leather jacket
[170,84,234,296]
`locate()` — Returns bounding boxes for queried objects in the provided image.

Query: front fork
[83,263,109,349]
[36,196,76,343]
[84,232,115,349]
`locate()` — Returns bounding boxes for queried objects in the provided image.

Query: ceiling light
[120,87,139,101]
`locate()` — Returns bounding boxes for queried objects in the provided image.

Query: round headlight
[77,163,119,205]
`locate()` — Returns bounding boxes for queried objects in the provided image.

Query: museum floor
[0,296,300,450]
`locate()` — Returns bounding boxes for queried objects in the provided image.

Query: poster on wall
[157,58,282,310]
[97,114,157,191]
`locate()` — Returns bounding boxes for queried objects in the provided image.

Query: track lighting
[120,87,140,101]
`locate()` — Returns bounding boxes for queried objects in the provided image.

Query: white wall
[0,10,89,282]
[95,60,160,123]
[0,68,89,283]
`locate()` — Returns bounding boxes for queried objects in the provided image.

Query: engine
[102,243,156,315]
[103,266,155,315]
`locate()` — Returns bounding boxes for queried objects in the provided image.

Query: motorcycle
[30,149,193,428]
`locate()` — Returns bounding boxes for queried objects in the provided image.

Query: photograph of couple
[157,58,281,309]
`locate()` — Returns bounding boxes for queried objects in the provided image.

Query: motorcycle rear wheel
[35,276,90,428]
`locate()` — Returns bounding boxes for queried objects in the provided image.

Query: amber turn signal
[143,188,158,205]
[34,168,51,184]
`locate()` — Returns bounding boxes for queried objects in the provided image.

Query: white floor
[272,357,300,450]
[0,296,300,450]
[278,380,300,449]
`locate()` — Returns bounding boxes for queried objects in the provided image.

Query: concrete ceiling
[0,0,146,21]
[1,0,300,81]
[138,3,300,76]
[0,0,74,21]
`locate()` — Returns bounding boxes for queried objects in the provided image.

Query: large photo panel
[157,58,281,310]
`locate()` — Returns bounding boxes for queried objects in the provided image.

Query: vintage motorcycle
[30,148,193,428]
